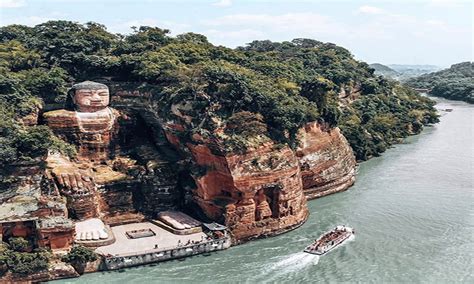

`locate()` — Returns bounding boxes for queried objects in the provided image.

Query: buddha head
[67,81,110,112]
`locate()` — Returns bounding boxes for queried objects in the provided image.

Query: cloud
[204,28,267,47]
[425,19,448,30]
[0,0,25,8]
[201,12,348,47]
[203,12,341,34]
[212,0,232,7]
[357,5,385,15]
[205,28,264,40]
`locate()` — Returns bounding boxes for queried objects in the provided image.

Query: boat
[304,225,354,255]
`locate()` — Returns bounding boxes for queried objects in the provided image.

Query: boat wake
[271,252,320,271]
[254,234,355,282]
[254,252,319,282]
[347,234,355,242]
[252,252,319,282]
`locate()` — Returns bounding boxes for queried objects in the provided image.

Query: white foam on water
[263,233,355,278]
[254,252,320,283]
[347,234,355,242]
[265,252,319,283]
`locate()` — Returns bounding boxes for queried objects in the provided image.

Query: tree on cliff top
[0,20,439,160]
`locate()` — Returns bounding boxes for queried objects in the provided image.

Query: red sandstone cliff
[296,122,356,199]
[162,119,357,242]
[164,127,309,243]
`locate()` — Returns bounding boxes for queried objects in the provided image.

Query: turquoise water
[57,98,473,283]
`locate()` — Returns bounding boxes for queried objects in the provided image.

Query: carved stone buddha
[43,81,181,231]
[44,81,120,162]
[43,81,135,220]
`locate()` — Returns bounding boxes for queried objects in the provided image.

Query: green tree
[62,246,98,274]
[8,237,29,252]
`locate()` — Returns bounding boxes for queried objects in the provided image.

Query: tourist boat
[304,225,354,255]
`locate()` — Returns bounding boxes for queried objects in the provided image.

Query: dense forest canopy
[0,21,438,167]
[405,62,473,104]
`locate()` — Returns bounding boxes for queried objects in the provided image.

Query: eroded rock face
[0,160,74,251]
[36,217,75,250]
[296,122,356,199]
[338,83,362,105]
[164,127,308,243]
[162,116,357,242]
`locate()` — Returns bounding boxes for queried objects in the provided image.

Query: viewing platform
[94,215,230,270]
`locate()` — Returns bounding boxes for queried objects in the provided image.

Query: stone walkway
[95,222,208,257]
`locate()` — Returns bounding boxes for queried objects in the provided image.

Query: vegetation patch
[62,245,98,274]
[0,238,50,276]
[406,62,473,104]
[0,21,439,164]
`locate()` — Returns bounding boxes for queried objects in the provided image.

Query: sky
[0,0,472,66]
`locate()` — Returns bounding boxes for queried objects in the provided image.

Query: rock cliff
[296,122,356,199]
[0,159,75,251]
[1,82,357,250]
[161,120,356,242]
[164,127,309,243]
[104,79,355,242]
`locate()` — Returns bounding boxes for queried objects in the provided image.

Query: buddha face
[73,88,110,112]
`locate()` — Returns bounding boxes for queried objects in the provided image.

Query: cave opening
[263,186,280,218]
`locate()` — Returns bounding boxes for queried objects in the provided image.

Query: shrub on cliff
[339,86,439,160]
[0,247,50,276]
[7,251,49,275]
[0,103,76,165]
[62,245,97,274]
[7,237,29,252]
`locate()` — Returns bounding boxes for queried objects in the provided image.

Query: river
[57,97,473,283]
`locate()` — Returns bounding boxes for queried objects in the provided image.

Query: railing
[103,237,231,270]
[103,237,230,258]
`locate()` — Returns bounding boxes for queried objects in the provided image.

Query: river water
[57,97,473,283]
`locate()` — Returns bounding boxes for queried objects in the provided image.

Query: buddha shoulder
[43,109,78,125]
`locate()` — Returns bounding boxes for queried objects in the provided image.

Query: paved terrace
[95,222,208,257]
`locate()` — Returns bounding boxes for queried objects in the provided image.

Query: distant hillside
[389,64,440,71]
[405,62,474,104]
[370,63,399,78]
[387,64,441,81]
[370,63,442,81]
